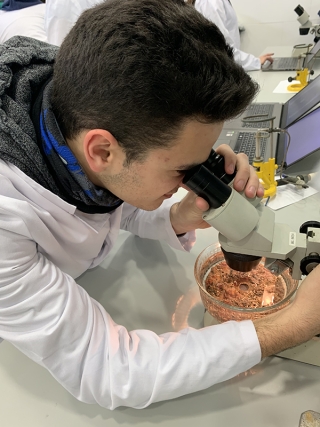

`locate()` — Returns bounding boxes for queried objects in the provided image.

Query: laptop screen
[281,74,320,128]
[284,106,320,167]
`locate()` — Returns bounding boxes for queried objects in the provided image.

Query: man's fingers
[215,144,236,174]
[232,152,251,192]
[215,146,263,199]
[195,196,210,212]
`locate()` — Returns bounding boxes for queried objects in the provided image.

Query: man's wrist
[253,303,312,359]
[170,202,186,235]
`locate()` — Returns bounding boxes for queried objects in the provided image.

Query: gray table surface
[1,46,320,427]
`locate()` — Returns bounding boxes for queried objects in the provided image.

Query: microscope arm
[181,149,320,280]
[202,188,319,280]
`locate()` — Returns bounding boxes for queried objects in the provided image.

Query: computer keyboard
[276,57,299,69]
[234,132,267,164]
[242,104,274,128]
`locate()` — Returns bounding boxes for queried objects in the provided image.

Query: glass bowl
[194,244,299,323]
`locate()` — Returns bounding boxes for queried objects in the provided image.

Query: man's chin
[135,199,165,211]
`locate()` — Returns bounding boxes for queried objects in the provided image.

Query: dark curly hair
[52,0,258,163]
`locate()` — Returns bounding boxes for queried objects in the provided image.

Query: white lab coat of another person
[0,3,47,43]
[45,0,99,45]
[194,0,261,71]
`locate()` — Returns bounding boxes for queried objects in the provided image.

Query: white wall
[233,0,320,56]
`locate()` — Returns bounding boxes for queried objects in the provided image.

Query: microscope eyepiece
[202,149,236,185]
[183,165,231,209]
[294,5,304,17]
[294,4,311,29]
[182,149,236,209]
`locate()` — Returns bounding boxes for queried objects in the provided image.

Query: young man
[0,0,320,410]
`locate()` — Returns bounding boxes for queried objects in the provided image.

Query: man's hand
[259,53,274,65]
[254,265,320,359]
[219,145,264,199]
[170,144,264,235]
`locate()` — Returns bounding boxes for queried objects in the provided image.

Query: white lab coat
[0,159,261,408]
[45,0,100,46]
[195,0,261,71]
[0,4,47,44]
[45,0,260,72]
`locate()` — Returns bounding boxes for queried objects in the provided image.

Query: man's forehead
[152,119,222,167]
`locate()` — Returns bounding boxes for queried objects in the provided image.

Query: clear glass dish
[194,244,299,322]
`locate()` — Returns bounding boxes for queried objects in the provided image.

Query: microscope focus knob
[299,221,320,234]
[288,76,294,82]
[300,255,320,275]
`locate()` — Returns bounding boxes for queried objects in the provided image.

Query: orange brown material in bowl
[195,245,299,323]
[206,262,285,308]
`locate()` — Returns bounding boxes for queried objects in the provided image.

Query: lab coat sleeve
[195,0,261,71]
[120,198,196,252]
[44,0,101,46]
[0,213,261,409]
[233,47,261,72]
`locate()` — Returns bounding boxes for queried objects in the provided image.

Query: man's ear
[82,129,120,173]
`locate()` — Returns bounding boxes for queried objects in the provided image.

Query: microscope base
[204,311,320,367]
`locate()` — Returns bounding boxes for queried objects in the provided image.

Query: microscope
[294,4,320,42]
[183,149,320,281]
[184,149,320,366]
